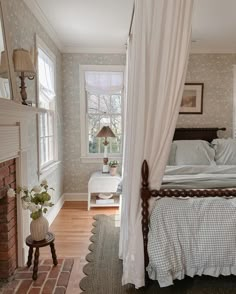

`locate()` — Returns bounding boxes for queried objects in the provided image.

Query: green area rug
[80,214,236,294]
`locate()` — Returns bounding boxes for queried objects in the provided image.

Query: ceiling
[192,0,236,52]
[24,0,236,53]
[24,0,134,53]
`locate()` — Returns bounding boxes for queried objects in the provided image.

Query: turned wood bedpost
[141,160,151,281]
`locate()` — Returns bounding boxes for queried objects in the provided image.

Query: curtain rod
[128,2,135,36]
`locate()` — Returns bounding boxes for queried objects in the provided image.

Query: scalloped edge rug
[79,214,236,294]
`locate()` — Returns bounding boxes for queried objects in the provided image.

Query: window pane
[100,116,110,126]
[109,135,121,153]
[49,136,54,161]
[44,112,49,136]
[88,114,121,154]
[45,137,49,163]
[39,113,44,137]
[39,93,50,109]
[88,114,100,137]
[99,95,110,113]
[111,95,121,113]
[88,94,99,113]
[89,136,99,153]
[48,112,54,136]
[111,115,122,136]
[40,138,45,165]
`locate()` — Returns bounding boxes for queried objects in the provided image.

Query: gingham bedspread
[147,197,236,287]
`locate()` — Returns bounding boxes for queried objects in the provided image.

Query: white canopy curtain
[120,0,194,288]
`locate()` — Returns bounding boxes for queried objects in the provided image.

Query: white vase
[110,166,117,176]
[30,215,49,241]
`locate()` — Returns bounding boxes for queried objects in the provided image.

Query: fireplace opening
[0,159,17,280]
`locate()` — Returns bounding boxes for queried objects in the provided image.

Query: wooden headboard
[174,128,226,142]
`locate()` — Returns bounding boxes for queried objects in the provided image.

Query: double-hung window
[37,39,57,171]
[80,65,124,161]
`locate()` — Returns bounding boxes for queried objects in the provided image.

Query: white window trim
[79,64,125,163]
[36,35,59,177]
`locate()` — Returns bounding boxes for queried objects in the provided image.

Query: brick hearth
[0,159,17,279]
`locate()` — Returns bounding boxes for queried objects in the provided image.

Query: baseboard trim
[47,194,65,226]
[64,193,88,201]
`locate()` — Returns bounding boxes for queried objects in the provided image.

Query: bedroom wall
[62,53,125,193]
[3,0,64,203]
[177,54,236,138]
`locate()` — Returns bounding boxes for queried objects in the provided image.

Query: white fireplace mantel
[0,98,38,266]
[0,98,37,119]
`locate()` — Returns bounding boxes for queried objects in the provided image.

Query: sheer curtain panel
[120,0,194,288]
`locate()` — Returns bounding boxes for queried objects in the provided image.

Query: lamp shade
[13,48,36,77]
[96,126,116,138]
[0,51,8,78]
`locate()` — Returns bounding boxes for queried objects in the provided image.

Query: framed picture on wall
[179,83,204,114]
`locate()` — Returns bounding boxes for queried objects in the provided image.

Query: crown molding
[62,45,126,54]
[191,41,236,54]
[23,0,63,52]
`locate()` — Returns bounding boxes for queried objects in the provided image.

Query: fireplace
[0,159,17,279]
[0,99,37,279]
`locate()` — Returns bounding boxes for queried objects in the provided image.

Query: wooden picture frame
[179,83,204,114]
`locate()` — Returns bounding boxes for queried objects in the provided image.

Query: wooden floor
[40,201,119,294]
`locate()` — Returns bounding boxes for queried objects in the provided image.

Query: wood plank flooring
[40,201,119,294]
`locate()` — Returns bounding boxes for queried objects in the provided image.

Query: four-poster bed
[141,127,236,286]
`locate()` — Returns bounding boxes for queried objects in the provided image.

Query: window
[37,38,57,170]
[80,65,124,161]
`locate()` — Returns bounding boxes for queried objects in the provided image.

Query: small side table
[26,232,58,280]
[88,171,121,210]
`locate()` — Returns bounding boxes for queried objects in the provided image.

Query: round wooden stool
[26,232,58,280]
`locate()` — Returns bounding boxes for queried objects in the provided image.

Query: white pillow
[167,143,177,165]
[172,140,215,165]
[212,138,236,165]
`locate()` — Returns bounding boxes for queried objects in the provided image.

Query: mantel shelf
[0,98,38,119]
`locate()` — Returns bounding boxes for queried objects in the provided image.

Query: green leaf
[43,208,48,214]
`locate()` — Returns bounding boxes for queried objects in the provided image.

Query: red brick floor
[0,258,74,294]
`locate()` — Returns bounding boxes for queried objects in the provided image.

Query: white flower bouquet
[17,179,54,220]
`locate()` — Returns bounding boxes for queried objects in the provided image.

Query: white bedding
[162,165,236,189]
[147,197,236,287]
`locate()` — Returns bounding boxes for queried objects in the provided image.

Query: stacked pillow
[212,138,236,165]
[168,138,236,166]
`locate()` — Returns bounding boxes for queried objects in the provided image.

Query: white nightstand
[88,171,121,210]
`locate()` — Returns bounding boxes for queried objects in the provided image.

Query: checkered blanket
[147,197,236,287]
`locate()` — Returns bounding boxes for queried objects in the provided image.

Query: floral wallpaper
[62,53,125,193]
[4,0,63,202]
[177,54,236,138]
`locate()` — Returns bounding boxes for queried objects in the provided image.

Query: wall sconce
[13,48,36,105]
[96,126,116,173]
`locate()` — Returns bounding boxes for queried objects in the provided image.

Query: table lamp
[96,126,116,173]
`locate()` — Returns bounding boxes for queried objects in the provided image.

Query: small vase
[110,166,117,176]
[30,215,49,241]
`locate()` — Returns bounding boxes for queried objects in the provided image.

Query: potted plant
[109,160,119,176]
[17,179,54,241]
